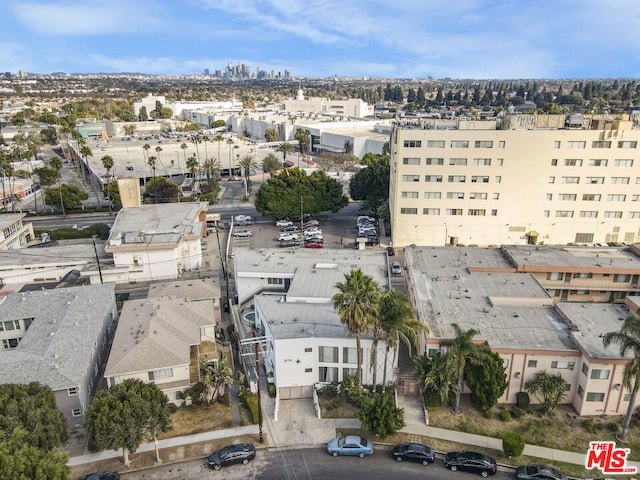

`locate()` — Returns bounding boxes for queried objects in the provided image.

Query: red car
[304,241,323,248]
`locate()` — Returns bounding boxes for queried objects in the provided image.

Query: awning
[526,231,539,237]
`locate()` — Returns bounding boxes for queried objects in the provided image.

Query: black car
[392,442,435,465]
[82,473,119,480]
[444,451,497,477]
[387,246,396,256]
[207,443,256,470]
[516,464,567,480]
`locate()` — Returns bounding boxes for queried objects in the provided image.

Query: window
[586,392,606,402]
[402,157,420,165]
[634,195,640,202]
[471,176,489,183]
[401,191,419,199]
[592,141,611,148]
[469,192,488,200]
[400,208,418,215]
[637,177,640,184]
[72,408,82,417]
[402,175,420,182]
[473,158,491,166]
[558,194,577,201]
[343,347,358,364]
[0,320,20,331]
[614,274,631,283]
[548,176,555,184]
[68,387,78,395]
[423,208,440,215]
[342,367,357,377]
[305,347,313,352]
[319,346,338,363]
[543,210,550,217]
[586,177,604,184]
[450,140,469,148]
[428,348,443,357]
[449,157,467,166]
[424,192,441,199]
[447,192,464,199]
[148,368,174,381]
[497,158,503,166]
[580,211,598,218]
[547,272,564,281]
[319,366,338,383]
[551,159,558,166]
[582,363,589,375]
[582,194,601,201]
[403,140,422,148]
[305,368,313,373]
[425,157,443,165]
[575,233,595,243]
[468,209,486,216]
[267,277,284,285]
[475,140,493,148]
[427,140,445,148]
[494,176,501,183]
[553,141,561,149]
[630,212,640,219]
[607,194,626,201]
[446,209,463,216]
[611,177,630,184]
[493,193,500,200]
[491,209,498,216]
[604,211,623,219]
[561,176,580,184]
[578,385,584,398]
[618,141,637,148]
[564,159,583,166]
[551,360,575,370]
[590,369,610,380]
[528,360,537,368]
[556,210,574,218]
[588,159,608,167]
[567,141,586,149]
[498,141,506,148]
[448,175,466,183]
[546,194,553,201]
[133,255,143,266]
[424,175,442,182]
[2,338,19,350]
[614,159,633,167]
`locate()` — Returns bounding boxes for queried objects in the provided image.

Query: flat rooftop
[502,245,640,272]
[405,245,575,353]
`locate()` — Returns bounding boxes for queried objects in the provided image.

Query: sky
[3,0,640,79]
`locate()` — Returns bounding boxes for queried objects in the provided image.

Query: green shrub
[608,422,621,433]
[483,409,494,419]
[499,408,512,422]
[510,406,525,418]
[516,391,530,409]
[241,392,259,423]
[317,384,338,400]
[267,383,276,398]
[423,390,443,410]
[583,419,601,434]
[502,432,525,458]
[167,403,179,414]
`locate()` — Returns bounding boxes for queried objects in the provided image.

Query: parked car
[303,227,322,235]
[302,219,319,228]
[391,262,402,275]
[233,229,253,237]
[516,465,567,480]
[392,442,435,465]
[279,239,300,247]
[276,219,293,227]
[207,443,256,470]
[387,247,396,256]
[278,233,299,241]
[220,220,230,230]
[326,435,373,457]
[444,451,497,477]
[200,240,207,250]
[81,473,119,480]
[281,225,300,233]
[304,241,323,248]
[304,234,323,242]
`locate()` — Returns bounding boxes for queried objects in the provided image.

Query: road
[118,446,514,480]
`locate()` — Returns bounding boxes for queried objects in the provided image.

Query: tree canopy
[349,155,389,212]
[524,371,567,414]
[254,168,348,219]
[463,346,508,412]
[44,184,88,210]
[85,379,171,465]
[144,176,181,203]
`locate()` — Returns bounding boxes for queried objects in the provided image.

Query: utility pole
[92,235,103,284]
[255,336,264,443]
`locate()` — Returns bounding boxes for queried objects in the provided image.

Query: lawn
[158,400,253,439]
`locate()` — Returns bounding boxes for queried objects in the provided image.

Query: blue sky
[3,0,640,79]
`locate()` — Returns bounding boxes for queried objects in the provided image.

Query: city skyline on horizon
[3,0,640,80]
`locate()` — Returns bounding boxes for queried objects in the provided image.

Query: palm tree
[261,153,281,176]
[142,143,151,163]
[332,268,381,390]
[226,138,234,176]
[79,144,92,182]
[277,142,295,166]
[201,135,210,161]
[192,136,202,163]
[186,154,199,179]
[603,314,640,442]
[200,157,221,192]
[0,153,11,211]
[215,134,224,166]
[378,289,427,391]
[440,324,487,414]
[238,155,258,198]
[49,156,65,216]
[415,352,459,407]
[180,142,188,174]
[295,128,311,158]
[101,155,114,213]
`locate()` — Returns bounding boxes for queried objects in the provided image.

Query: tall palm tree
[277,142,295,166]
[261,153,281,176]
[440,324,487,414]
[186,154,199,179]
[192,136,202,163]
[101,155,114,213]
[603,314,640,443]
[180,142,188,174]
[377,289,427,391]
[295,128,311,158]
[201,135,210,161]
[226,138,234,176]
[332,268,381,390]
[0,152,11,211]
[142,143,151,162]
[238,155,258,198]
[200,157,221,192]
[49,156,65,216]
[215,134,224,166]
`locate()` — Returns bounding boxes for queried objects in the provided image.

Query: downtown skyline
[3,0,640,79]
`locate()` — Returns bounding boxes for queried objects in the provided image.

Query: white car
[276,219,293,227]
[303,227,322,235]
[279,233,299,241]
[233,229,253,237]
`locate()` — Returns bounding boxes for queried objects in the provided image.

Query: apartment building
[390,114,640,247]
[0,213,34,250]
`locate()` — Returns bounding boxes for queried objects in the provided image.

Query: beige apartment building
[390,114,640,247]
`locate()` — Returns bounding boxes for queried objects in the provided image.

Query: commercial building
[389,114,640,247]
